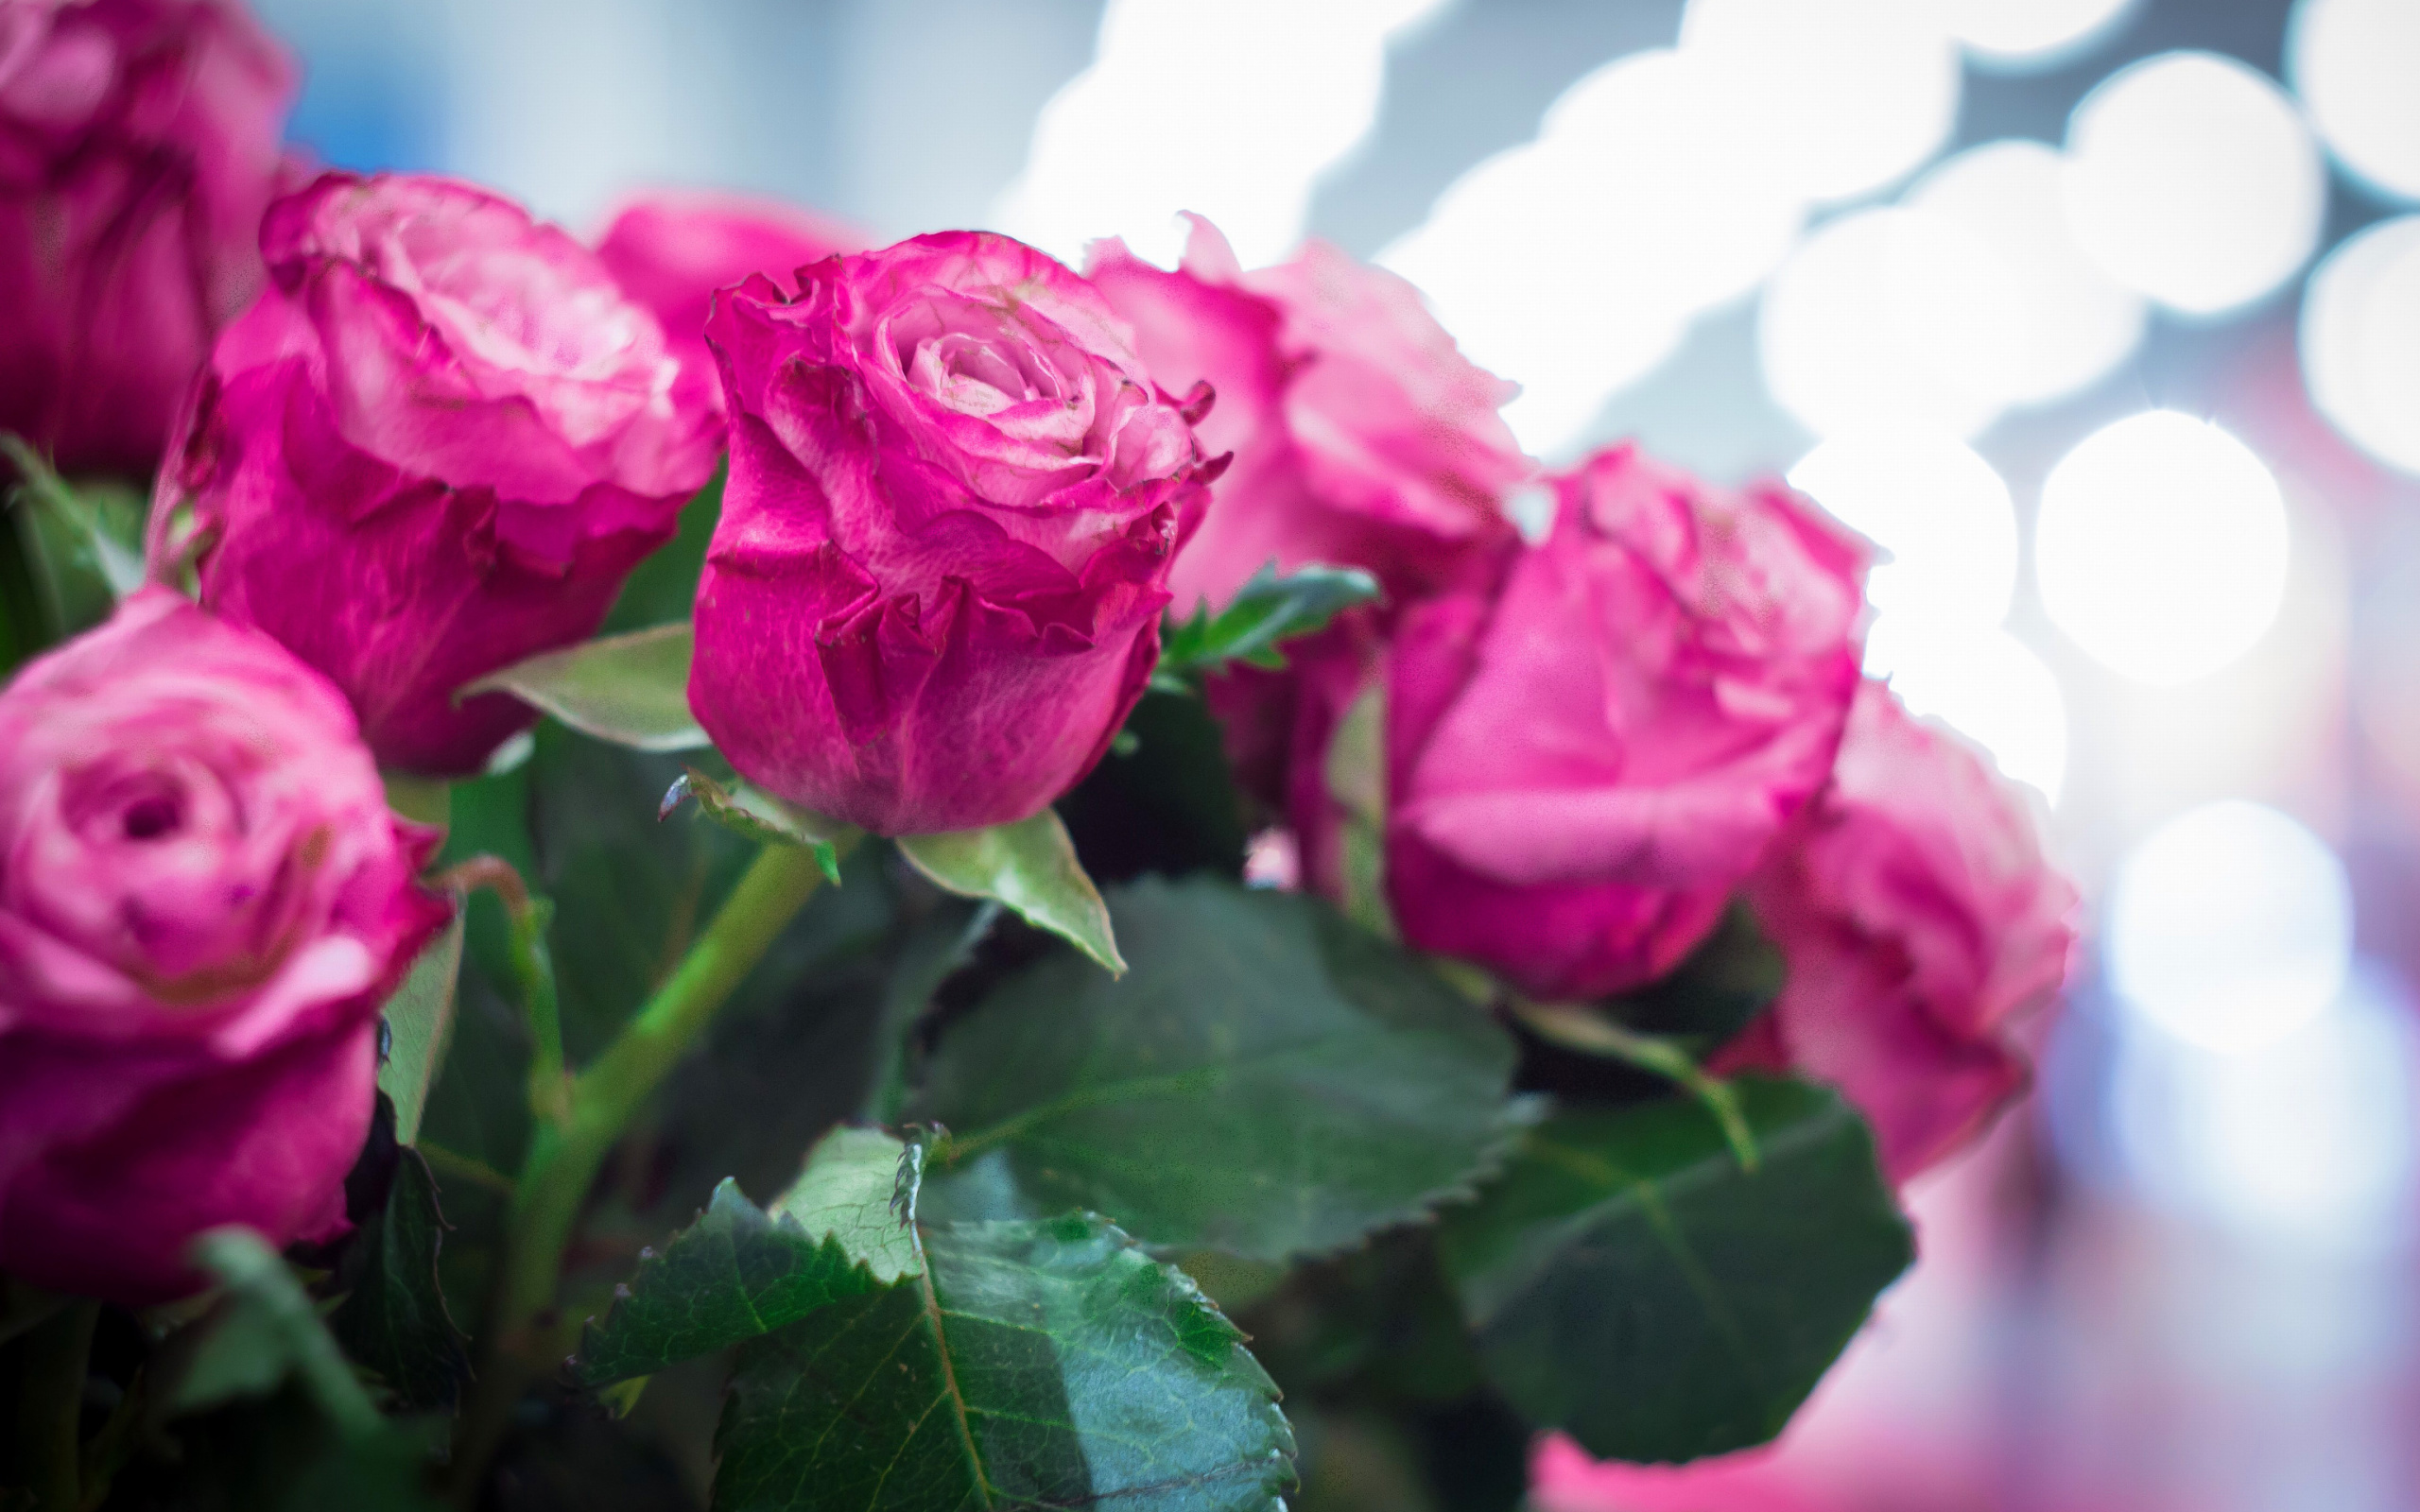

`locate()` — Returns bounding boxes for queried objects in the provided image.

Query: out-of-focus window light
[1788,431,2017,629]
[1758,207,2024,439]
[2302,215,2420,476]
[2290,0,2420,203]
[1907,141,2146,405]
[1678,0,1959,205]
[2062,51,2326,317]
[1863,620,2069,802]
[2107,800,2353,1055]
[994,0,1450,270]
[1940,0,2137,71]
[2113,961,2412,1251]
[2035,411,2290,686]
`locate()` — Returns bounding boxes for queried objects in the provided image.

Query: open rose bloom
[0,591,446,1304]
[688,230,1214,835]
[0,0,295,474]
[157,171,721,776]
[1371,444,1869,1000]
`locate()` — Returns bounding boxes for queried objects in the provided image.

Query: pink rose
[154,171,723,777]
[1373,444,1868,1001]
[1720,682,2078,1181]
[0,590,448,1304]
[1089,216,1530,612]
[0,0,295,475]
[687,232,1213,835]
[593,186,868,408]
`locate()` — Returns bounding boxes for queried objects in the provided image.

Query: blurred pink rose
[1720,681,2079,1181]
[0,0,295,475]
[155,170,723,777]
[688,232,1213,835]
[1090,216,1530,612]
[593,186,869,408]
[1374,443,1868,1000]
[0,590,448,1304]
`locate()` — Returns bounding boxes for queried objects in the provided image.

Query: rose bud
[1720,681,2079,1182]
[153,170,724,777]
[0,589,450,1305]
[1370,443,1868,1000]
[0,0,295,475]
[1090,216,1530,612]
[594,187,868,409]
[688,232,1214,836]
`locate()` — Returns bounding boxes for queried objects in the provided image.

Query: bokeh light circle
[2063,51,2326,315]
[2035,411,2290,685]
[2108,801,2353,1054]
[2301,215,2420,475]
[2290,0,2420,201]
[1679,0,1959,204]
[1862,620,2070,802]
[1759,207,2023,439]
[1909,141,2146,404]
[1788,430,2018,629]
[1942,0,2137,68]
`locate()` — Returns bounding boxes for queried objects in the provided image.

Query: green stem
[452,841,838,1499]
[15,1298,96,1512]
[1511,1000,1761,1172]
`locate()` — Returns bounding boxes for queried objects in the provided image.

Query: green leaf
[376,914,465,1146]
[1058,689,1250,884]
[1158,561,1381,683]
[916,876,1534,1261]
[328,1150,472,1411]
[163,1230,384,1439]
[1,435,145,599]
[896,808,1123,973]
[715,1212,1294,1512]
[1437,1078,1914,1463]
[668,766,856,883]
[577,1126,920,1385]
[1604,902,1786,1050]
[461,623,709,752]
[1323,682,1393,939]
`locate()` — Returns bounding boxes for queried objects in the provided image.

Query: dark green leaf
[715,1212,1294,1512]
[1159,562,1381,682]
[376,914,465,1146]
[1438,1078,1913,1463]
[897,809,1122,973]
[329,1150,472,1411]
[916,877,1533,1261]
[1604,902,1785,1049]
[463,623,709,753]
[162,1230,384,1438]
[1059,689,1250,884]
[578,1127,918,1385]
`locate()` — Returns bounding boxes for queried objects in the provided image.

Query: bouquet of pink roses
[0,6,2075,1508]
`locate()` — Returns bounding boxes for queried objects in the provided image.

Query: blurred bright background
[257,0,2420,1505]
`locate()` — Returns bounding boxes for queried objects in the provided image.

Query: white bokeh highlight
[2291,0,2420,202]
[1867,622,2069,801]
[2302,215,2420,475]
[2036,411,2290,686]
[2113,963,2412,1250]
[1679,0,1960,204]
[1908,141,2146,404]
[1941,0,2136,69]
[1759,207,2025,439]
[2063,51,2326,316]
[995,0,1448,269]
[1789,430,2017,628]
[2108,801,2354,1055]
